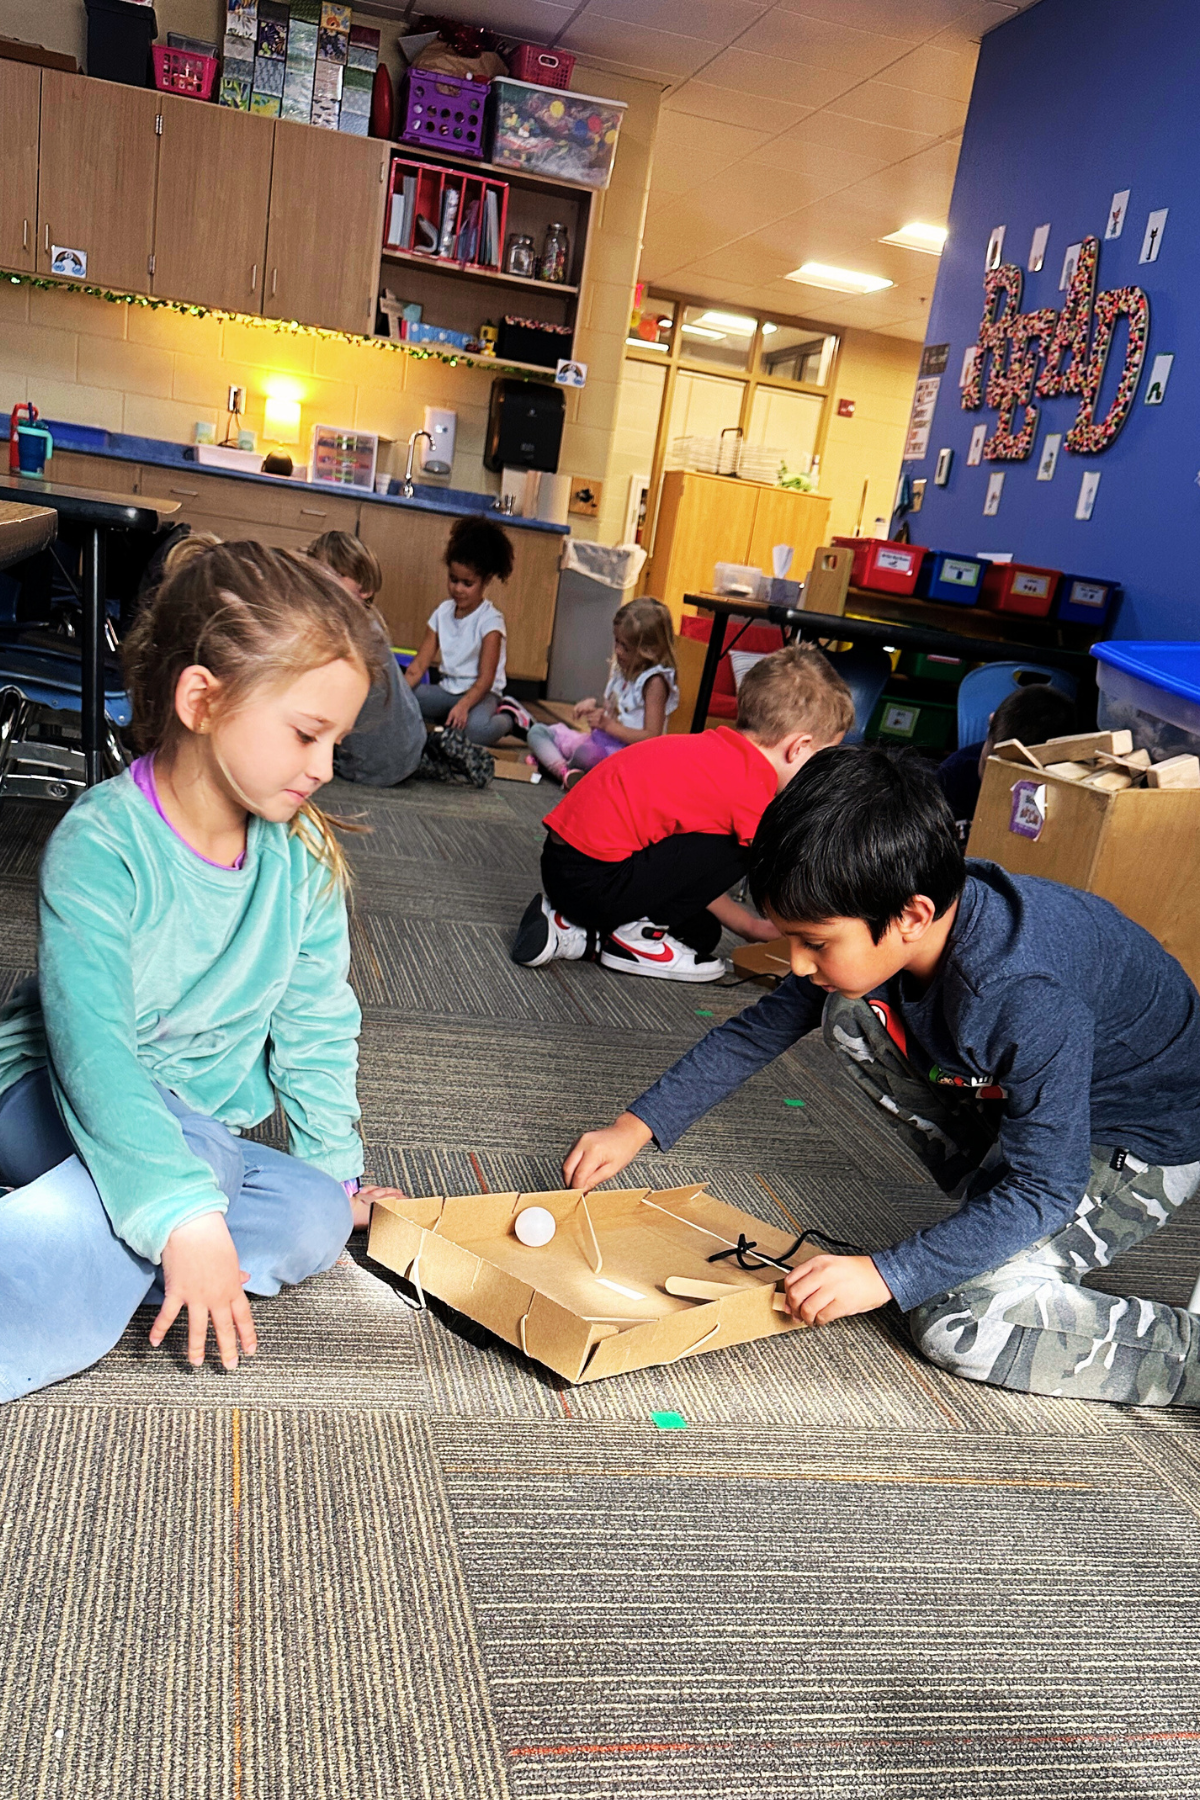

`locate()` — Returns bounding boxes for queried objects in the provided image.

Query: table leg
[691,612,727,732]
[81,524,105,787]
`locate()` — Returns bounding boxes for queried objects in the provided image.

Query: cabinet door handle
[250,262,258,292]
[169,486,199,497]
[299,507,326,517]
[271,267,277,297]
[43,224,49,252]
[22,219,28,250]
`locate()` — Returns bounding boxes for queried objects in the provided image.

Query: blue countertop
[4,419,569,534]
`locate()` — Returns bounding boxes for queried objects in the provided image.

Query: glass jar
[505,234,536,279]
[539,221,569,284]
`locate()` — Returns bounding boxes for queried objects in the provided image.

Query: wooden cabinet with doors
[153,97,274,315]
[36,72,159,292]
[646,470,831,622]
[0,60,40,272]
[263,123,389,336]
[136,462,359,549]
[357,503,564,679]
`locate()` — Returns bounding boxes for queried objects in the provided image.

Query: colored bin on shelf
[400,72,489,158]
[508,44,576,88]
[1055,574,1120,627]
[869,693,957,750]
[896,650,967,684]
[832,536,926,596]
[915,549,986,605]
[152,46,219,100]
[980,561,1062,617]
[489,77,627,188]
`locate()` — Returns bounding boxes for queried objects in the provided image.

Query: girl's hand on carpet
[152,1212,257,1370]
[782,1254,891,1326]
[564,1112,653,1191]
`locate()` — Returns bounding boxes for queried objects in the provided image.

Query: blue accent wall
[906,0,1200,639]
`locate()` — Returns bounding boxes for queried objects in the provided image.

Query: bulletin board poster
[904,376,941,460]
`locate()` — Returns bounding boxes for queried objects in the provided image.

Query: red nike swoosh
[612,934,674,963]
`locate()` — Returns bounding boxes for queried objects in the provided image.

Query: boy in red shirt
[511,646,854,981]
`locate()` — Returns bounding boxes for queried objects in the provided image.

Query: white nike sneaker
[599,918,726,982]
[511,893,589,967]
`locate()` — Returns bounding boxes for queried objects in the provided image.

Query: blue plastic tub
[1056,575,1119,627]
[1093,640,1200,758]
[916,549,986,605]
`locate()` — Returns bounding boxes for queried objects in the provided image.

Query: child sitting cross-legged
[527,596,678,786]
[511,645,854,983]
[0,540,407,1401]
[565,746,1200,1409]
[405,515,515,747]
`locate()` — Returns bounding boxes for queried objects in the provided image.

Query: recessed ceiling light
[680,322,726,340]
[696,310,756,334]
[785,263,894,294]
[880,221,948,255]
[761,322,779,335]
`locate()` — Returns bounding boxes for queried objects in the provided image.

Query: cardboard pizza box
[731,937,793,986]
[367,1183,815,1384]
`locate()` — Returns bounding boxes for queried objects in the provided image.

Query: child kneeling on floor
[0,540,405,1403]
[527,596,679,785]
[511,645,854,983]
[405,516,515,747]
[565,746,1200,1409]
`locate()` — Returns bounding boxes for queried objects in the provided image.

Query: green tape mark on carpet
[695,1008,713,1016]
[651,1410,688,1430]
[785,1097,806,1107]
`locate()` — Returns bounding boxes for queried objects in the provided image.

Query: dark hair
[749,744,965,943]
[445,515,514,584]
[986,680,1076,750]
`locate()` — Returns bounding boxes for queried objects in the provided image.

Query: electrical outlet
[227,384,246,413]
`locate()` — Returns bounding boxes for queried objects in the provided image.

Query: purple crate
[400,72,489,158]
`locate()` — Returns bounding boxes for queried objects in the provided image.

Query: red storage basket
[152,45,218,100]
[832,536,926,596]
[508,44,575,88]
[980,561,1062,617]
[400,72,489,158]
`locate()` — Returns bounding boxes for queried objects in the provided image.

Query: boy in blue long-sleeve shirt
[565,745,1200,1408]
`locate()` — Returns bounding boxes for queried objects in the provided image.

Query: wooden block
[801,544,853,617]
[1147,754,1200,789]
[1084,768,1133,792]
[1038,729,1133,761]
[1043,761,1093,781]
[994,738,1045,769]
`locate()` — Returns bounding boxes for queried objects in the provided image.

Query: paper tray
[367,1184,815,1384]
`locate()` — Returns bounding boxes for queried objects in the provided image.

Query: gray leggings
[416,682,509,747]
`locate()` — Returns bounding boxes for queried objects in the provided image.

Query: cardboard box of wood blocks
[367,1184,816,1383]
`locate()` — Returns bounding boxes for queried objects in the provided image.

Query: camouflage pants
[824,994,1200,1407]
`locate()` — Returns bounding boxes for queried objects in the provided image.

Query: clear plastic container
[1093,641,1200,759]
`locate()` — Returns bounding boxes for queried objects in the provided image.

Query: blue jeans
[0,1069,353,1403]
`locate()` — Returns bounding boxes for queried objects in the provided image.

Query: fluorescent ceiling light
[696,310,756,334]
[681,323,726,340]
[880,221,947,255]
[785,262,894,294]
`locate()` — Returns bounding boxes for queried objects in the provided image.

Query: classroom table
[0,473,179,785]
[684,589,1098,732]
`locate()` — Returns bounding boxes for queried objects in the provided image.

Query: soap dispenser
[421,406,456,477]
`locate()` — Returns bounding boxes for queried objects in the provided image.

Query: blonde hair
[306,529,383,600]
[123,540,387,889]
[736,644,855,746]
[612,596,676,681]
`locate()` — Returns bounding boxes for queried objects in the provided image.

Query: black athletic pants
[541,830,747,959]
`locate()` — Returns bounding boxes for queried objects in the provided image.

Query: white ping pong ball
[514,1206,557,1247]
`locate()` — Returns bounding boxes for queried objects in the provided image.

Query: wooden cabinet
[264,124,389,336]
[357,504,563,679]
[153,97,274,314]
[646,470,832,621]
[47,451,143,494]
[136,464,359,547]
[37,73,159,292]
[0,60,40,272]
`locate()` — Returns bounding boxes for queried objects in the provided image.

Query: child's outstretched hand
[446,699,471,732]
[152,1212,257,1371]
[564,1112,653,1192]
[781,1254,892,1326]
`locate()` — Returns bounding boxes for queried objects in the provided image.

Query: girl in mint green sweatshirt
[0,539,401,1400]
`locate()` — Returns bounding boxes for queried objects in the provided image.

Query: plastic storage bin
[86,0,157,85]
[897,650,966,684]
[1056,574,1120,627]
[495,314,573,368]
[152,45,218,98]
[489,77,627,188]
[916,549,986,605]
[868,693,956,750]
[832,536,926,596]
[980,561,1061,617]
[400,72,489,157]
[1094,640,1200,760]
[508,44,575,88]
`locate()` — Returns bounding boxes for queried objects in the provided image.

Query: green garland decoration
[1,269,555,383]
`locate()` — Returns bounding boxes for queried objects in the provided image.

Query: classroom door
[0,60,40,272]
[263,123,389,335]
[153,96,274,315]
[37,72,159,292]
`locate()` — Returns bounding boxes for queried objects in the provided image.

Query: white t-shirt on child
[429,597,507,695]
[604,662,679,728]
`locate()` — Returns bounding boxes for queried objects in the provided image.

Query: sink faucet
[402,430,433,497]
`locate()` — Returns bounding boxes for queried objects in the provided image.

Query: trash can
[85,0,158,85]
[546,540,647,702]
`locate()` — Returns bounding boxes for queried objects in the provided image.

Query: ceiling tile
[698,47,861,106]
[663,80,813,135]
[432,0,576,36]
[652,108,773,170]
[557,16,714,80]
[581,0,772,43]
[743,133,894,183]
[880,41,978,101]
[829,79,967,136]
[929,1,1026,49]
[770,0,978,38]
[731,10,912,78]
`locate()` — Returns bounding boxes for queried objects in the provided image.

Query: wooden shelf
[383,135,600,197]
[844,585,1099,653]
[370,335,558,379]
[380,246,578,295]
